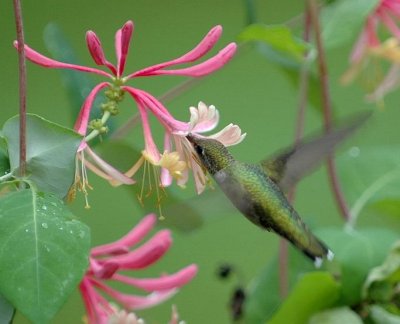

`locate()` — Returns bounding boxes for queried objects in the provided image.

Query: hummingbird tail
[298,236,334,268]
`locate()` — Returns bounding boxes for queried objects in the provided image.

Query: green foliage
[369,305,400,323]
[338,146,400,221]
[2,114,81,199]
[322,227,398,305]
[321,0,380,49]
[309,307,363,324]
[0,147,10,176]
[269,272,340,324]
[243,256,281,324]
[238,24,309,63]
[0,189,90,324]
[243,227,398,322]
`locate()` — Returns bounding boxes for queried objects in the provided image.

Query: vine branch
[307,0,350,220]
[13,0,27,177]
[279,6,312,298]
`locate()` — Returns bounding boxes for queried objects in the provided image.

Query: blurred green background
[2,0,400,323]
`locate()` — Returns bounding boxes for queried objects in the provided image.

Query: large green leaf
[321,0,380,49]
[309,307,363,324]
[0,189,90,323]
[268,272,340,324]
[320,227,398,305]
[2,114,81,199]
[338,146,400,224]
[243,245,314,324]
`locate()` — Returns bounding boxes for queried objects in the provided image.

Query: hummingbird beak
[186,133,196,144]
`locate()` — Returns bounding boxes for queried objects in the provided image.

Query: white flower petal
[208,123,246,146]
[189,102,219,133]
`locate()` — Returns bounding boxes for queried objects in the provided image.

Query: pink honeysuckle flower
[342,0,400,101]
[15,20,237,187]
[115,99,246,194]
[79,213,198,324]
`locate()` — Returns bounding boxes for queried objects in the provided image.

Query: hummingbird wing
[261,111,372,192]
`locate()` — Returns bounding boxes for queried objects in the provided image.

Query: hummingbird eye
[194,144,204,156]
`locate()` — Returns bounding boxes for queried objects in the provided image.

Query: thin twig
[13,0,27,177]
[278,7,312,299]
[307,0,350,220]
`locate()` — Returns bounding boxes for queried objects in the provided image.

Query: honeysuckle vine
[15,20,245,201]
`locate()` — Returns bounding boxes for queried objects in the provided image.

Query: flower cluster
[16,20,244,200]
[80,214,197,323]
[342,0,400,102]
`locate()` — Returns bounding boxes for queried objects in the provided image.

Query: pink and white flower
[79,214,197,324]
[15,21,238,192]
[343,0,400,101]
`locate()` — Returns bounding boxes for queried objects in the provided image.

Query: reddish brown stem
[307,0,350,220]
[278,6,312,298]
[13,0,27,177]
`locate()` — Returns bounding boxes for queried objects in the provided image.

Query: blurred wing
[261,110,373,192]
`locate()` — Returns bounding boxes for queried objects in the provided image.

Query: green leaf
[2,114,81,199]
[238,24,309,62]
[242,247,314,324]
[0,147,10,176]
[363,241,400,301]
[338,146,400,221]
[0,294,14,324]
[243,256,281,324]
[320,227,398,305]
[0,189,90,323]
[309,307,363,324]
[321,0,380,49]
[370,305,400,324]
[268,272,340,324]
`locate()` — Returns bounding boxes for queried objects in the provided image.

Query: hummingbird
[186,111,371,266]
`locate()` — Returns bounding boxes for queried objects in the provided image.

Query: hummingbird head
[186,134,234,175]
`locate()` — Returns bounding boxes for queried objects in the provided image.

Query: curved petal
[92,279,178,310]
[116,21,134,77]
[161,132,173,187]
[14,42,112,78]
[91,214,157,257]
[137,103,161,163]
[86,31,117,75]
[189,102,220,133]
[127,25,223,78]
[112,264,198,291]
[124,87,189,133]
[132,43,237,77]
[208,123,246,147]
[102,230,172,270]
[74,82,110,136]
